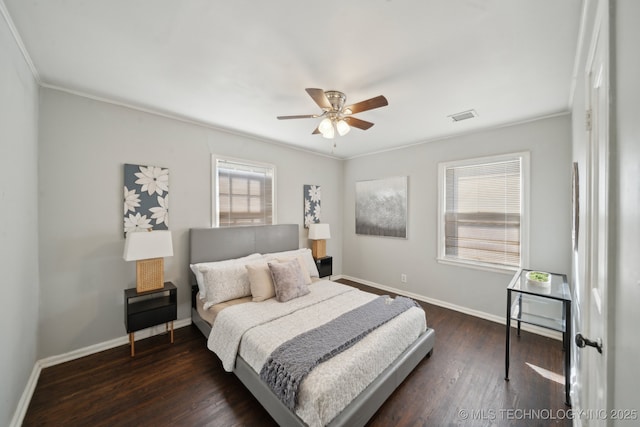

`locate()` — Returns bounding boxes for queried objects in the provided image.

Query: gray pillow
[268,259,310,302]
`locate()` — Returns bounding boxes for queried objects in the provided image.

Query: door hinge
[586,109,592,131]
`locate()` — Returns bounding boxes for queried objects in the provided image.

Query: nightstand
[124,282,177,357]
[315,256,332,278]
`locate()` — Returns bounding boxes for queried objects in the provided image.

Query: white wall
[0,8,39,427]
[611,0,640,418]
[37,88,343,358]
[343,115,572,318]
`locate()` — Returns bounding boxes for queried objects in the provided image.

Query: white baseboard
[9,359,42,427]
[39,317,192,368]
[10,317,192,427]
[336,275,562,341]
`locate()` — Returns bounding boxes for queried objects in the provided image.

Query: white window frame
[212,155,277,227]
[436,151,530,273]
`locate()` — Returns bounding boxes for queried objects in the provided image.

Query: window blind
[216,158,274,227]
[444,158,521,267]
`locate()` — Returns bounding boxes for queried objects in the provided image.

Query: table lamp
[308,223,330,259]
[123,230,173,292]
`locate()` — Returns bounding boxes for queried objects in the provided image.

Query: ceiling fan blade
[344,116,375,130]
[344,95,388,114]
[277,114,319,120]
[305,88,332,110]
[311,127,321,135]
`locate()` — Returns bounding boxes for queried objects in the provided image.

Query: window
[213,156,275,227]
[437,152,529,271]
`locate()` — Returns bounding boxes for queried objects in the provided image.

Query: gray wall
[0,11,39,427]
[37,88,343,358]
[343,115,572,319]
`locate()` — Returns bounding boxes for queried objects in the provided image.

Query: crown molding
[344,110,570,161]
[0,0,40,83]
[40,82,343,161]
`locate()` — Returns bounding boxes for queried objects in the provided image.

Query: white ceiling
[4,0,582,158]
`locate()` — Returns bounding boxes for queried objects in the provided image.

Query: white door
[575,1,609,424]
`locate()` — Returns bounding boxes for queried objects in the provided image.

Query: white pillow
[200,260,263,309]
[190,253,262,300]
[264,248,319,277]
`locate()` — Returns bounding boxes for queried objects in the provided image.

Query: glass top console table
[505,269,572,406]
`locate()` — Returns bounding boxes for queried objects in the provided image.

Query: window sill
[436,257,519,275]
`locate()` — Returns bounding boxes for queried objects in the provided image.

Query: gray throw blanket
[259,295,419,410]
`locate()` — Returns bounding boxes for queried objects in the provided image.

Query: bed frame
[190,225,435,427]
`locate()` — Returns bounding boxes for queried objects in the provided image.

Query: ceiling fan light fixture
[318,117,333,135]
[336,119,350,136]
[321,124,335,139]
[319,117,335,139]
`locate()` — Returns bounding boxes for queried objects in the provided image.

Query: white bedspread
[207,281,427,426]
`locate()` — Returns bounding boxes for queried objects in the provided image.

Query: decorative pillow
[246,262,276,302]
[268,259,310,303]
[190,253,262,300]
[200,260,262,308]
[276,255,312,285]
[265,248,319,277]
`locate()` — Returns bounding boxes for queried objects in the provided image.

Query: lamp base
[311,240,326,259]
[136,258,164,292]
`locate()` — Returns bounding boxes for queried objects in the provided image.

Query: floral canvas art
[304,184,321,228]
[123,164,169,236]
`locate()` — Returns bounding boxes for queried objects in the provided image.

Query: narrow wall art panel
[304,184,321,228]
[123,164,169,236]
[355,176,407,238]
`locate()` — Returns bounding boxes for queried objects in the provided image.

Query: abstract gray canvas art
[303,184,321,228]
[123,163,169,236]
[355,176,407,238]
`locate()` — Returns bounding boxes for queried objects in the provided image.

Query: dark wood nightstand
[124,282,177,357]
[315,256,332,278]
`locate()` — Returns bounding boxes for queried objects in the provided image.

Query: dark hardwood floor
[23,279,571,426]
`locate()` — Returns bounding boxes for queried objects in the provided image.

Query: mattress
[196,291,250,325]
[204,280,427,426]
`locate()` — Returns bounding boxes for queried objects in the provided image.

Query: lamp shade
[308,223,331,240]
[123,230,173,261]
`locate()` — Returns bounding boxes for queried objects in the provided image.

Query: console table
[505,269,571,406]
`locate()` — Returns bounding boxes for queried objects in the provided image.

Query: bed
[190,224,435,427]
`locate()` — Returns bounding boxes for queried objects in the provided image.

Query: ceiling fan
[277,88,388,139]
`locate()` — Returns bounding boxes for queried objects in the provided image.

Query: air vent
[448,109,478,122]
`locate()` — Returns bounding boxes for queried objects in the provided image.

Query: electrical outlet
[401,274,407,283]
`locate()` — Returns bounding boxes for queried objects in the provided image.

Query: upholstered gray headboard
[189,224,299,265]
